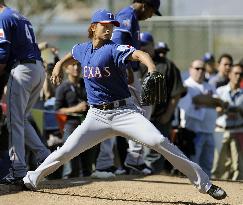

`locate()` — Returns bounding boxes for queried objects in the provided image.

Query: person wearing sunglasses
[178,59,227,178]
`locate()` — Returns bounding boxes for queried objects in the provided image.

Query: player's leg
[24,62,51,163]
[23,108,116,189]
[112,109,211,194]
[5,65,31,179]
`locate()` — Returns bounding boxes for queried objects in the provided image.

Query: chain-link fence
[40,16,243,71]
[140,16,243,71]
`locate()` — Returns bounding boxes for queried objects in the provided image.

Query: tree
[8,0,90,37]
[8,0,90,16]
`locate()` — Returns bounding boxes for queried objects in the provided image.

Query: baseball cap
[140,32,154,46]
[202,52,215,62]
[155,41,170,52]
[144,0,162,16]
[91,9,120,27]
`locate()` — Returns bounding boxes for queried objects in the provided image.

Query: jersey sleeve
[71,43,83,62]
[112,11,134,45]
[115,12,133,35]
[112,44,136,67]
[0,16,12,63]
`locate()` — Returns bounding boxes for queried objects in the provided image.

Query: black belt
[92,99,127,110]
[19,59,37,64]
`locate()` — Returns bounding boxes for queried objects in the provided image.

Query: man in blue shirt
[23,9,227,200]
[112,0,161,77]
[0,0,50,185]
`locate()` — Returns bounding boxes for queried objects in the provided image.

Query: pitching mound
[0,174,242,205]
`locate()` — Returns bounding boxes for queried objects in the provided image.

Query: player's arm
[128,50,156,73]
[51,52,78,85]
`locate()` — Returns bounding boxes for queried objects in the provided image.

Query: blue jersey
[112,6,140,71]
[112,6,140,49]
[0,7,41,68]
[72,40,135,105]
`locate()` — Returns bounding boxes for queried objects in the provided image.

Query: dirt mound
[0,174,242,205]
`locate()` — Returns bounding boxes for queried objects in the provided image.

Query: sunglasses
[193,67,206,72]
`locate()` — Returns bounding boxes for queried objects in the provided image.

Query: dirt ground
[0,174,242,205]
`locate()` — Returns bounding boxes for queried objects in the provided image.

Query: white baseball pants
[26,99,211,193]
[7,61,50,177]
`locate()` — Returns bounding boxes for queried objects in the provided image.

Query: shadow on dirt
[36,174,191,190]
[0,175,231,205]
[36,190,231,205]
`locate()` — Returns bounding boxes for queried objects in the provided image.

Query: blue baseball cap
[202,52,215,62]
[140,32,154,46]
[91,9,120,27]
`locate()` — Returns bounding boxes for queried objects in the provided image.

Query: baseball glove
[140,71,167,106]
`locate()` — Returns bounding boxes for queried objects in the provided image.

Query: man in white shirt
[213,64,243,180]
[179,59,226,177]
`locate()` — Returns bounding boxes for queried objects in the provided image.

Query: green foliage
[8,0,88,16]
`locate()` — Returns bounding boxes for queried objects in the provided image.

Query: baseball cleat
[0,173,24,186]
[23,172,37,191]
[207,184,227,200]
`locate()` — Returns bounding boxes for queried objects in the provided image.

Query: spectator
[209,53,233,88]
[202,52,217,82]
[0,0,50,185]
[213,64,243,180]
[178,59,226,177]
[55,62,98,178]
